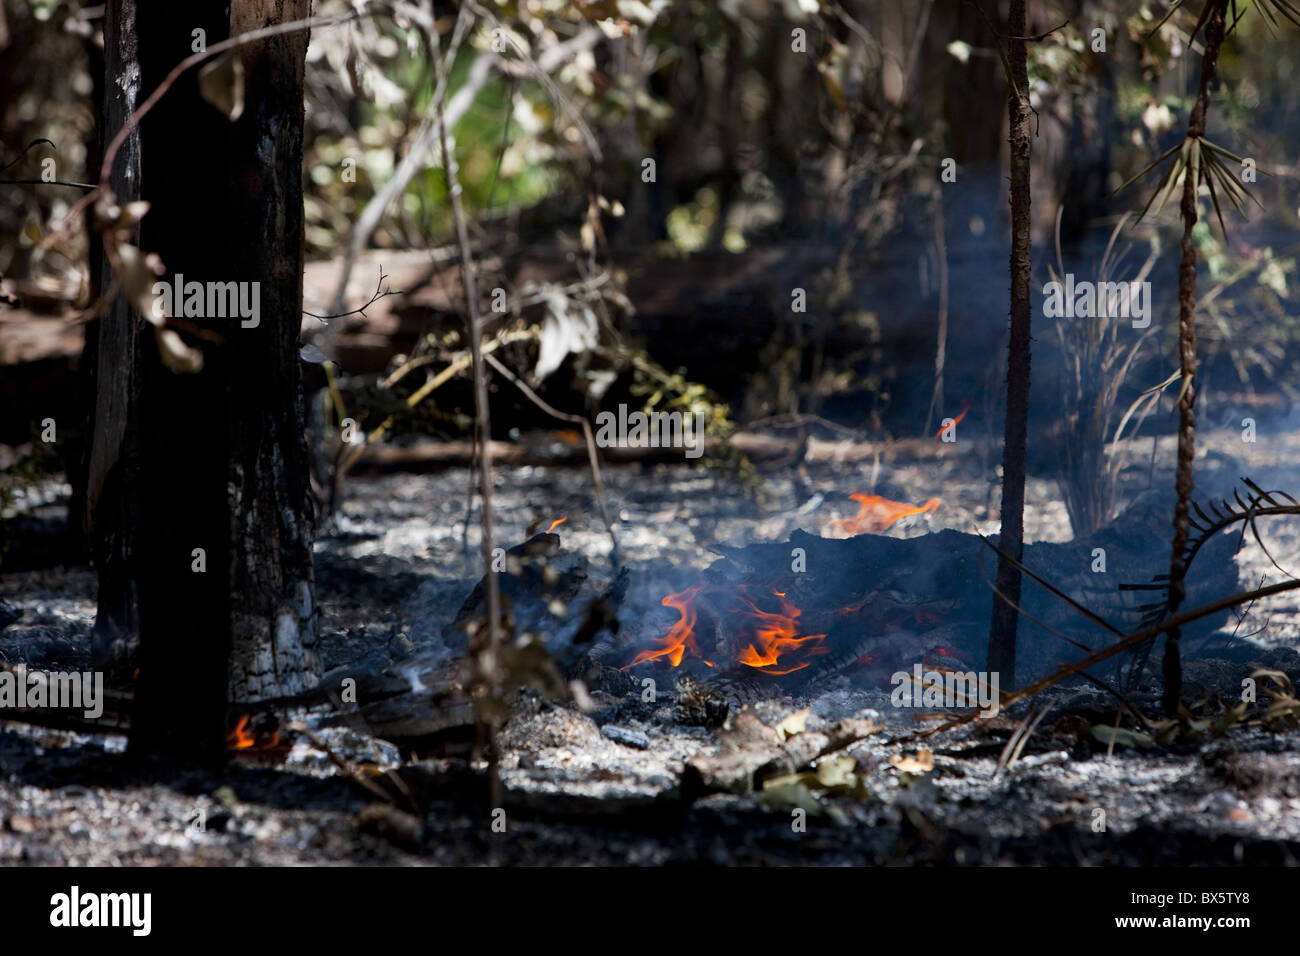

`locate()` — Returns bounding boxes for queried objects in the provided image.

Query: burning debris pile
[357,490,1245,745]
[608,502,1242,710]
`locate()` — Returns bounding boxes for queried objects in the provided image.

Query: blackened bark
[1164,0,1228,716]
[87,0,143,670]
[91,0,318,759]
[129,1,238,759]
[224,0,319,702]
[986,0,1032,688]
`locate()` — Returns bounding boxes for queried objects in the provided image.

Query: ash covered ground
[2,422,1300,865]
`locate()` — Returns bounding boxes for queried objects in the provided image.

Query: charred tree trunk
[1164,0,1228,716]
[986,0,1032,688]
[91,0,319,760]
[223,0,320,703]
[86,0,143,670]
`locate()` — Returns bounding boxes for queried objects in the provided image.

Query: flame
[546,516,568,533]
[624,586,827,676]
[622,585,705,669]
[734,590,827,675]
[228,714,255,750]
[227,713,281,752]
[829,494,940,536]
[934,398,972,439]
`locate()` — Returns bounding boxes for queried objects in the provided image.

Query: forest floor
[2,420,1300,865]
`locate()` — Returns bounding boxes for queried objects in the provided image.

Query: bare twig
[0,178,96,189]
[327,7,604,316]
[287,721,398,806]
[974,544,1147,719]
[431,1,503,811]
[995,699,1052,777]
[303,267,401,321]
[483,352,621,563]
[906,577,1300,741]
[326,2,477,316]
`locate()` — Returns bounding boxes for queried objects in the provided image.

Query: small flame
[829,494,940,536]
[227,713,281,752]
[228,714,255,750]
[934,398,972,439]
[734,590,827,675]
[546,516,568,533]
[622,585,705,669]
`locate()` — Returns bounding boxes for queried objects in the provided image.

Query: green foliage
[622,346,766,501]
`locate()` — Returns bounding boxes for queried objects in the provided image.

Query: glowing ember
[546,516,568,533]
[733,590,827,675]
[829,494,940,536]
[623,585,707,669]
[934,398,972,439]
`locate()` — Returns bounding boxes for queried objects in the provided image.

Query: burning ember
[828,493,941,536]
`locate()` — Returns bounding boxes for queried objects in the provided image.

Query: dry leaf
[199,53,245,121]
[155,327,204,374]
[774,707,810,741]
[535,292,598,382]
[114,243,165,323]
[889,750,935,774]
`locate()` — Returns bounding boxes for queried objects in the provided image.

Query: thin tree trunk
[987,0,1032,688]
[1164,0,1228,716]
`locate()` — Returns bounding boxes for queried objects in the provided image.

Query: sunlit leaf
[199,53,245,121]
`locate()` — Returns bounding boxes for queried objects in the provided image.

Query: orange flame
[228,714,255,750]
[734,590,827,675]
[624,586,827,676]
[934,398,972,439]
[227,713,281,752]
[546,517,568,533]
[622,585,705,669]
[829,494,940,536]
